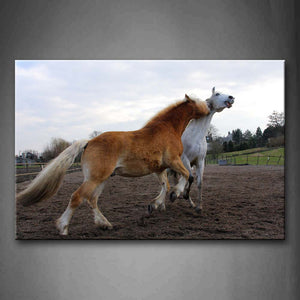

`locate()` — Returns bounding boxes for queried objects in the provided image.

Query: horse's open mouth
[225,100,232,108]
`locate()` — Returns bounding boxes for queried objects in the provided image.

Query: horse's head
[206,87,235,113]
[184,94,211,117]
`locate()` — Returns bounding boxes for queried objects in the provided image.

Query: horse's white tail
[17,139,88,206]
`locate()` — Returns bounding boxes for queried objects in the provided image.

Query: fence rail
[16,153,283,182]
[15,162,82,183]
[205,154,284,166]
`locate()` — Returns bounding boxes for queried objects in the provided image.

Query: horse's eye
[215,93,220,96]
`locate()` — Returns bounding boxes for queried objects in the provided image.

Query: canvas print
[15,60,284,239]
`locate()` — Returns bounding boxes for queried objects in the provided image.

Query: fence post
[257,155,259,165]
[277,155,282,165]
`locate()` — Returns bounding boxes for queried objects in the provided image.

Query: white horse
[168,87,234,213]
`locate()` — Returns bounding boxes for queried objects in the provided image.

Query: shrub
[42,138,71,161]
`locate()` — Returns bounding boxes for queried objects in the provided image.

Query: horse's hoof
[158,203,166,211]
[102,224,113,230]
[183,190,189,199]
[95,221,113,230]
[56,219,68,235]
[195,206,202,214]
[170,191,177,202]
[189,202,196,208]
[148,204,153,214]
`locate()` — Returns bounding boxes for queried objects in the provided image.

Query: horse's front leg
[148,170,170,214]
[195,159,205,213]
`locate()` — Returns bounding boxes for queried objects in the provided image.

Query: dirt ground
[15,165,285,240]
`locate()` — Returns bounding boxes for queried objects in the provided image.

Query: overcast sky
[15,60,284,155]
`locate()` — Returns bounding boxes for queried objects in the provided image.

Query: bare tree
[89,130,102,139]
[208,138,224,159]
[42,138,71,161]
[267,111,284,127]
[206,124,219,142]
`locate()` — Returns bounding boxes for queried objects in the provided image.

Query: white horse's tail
[17,139,88,206]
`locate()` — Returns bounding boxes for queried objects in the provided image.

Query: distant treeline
[19,112,284,163]
[207,111,284,158]
[223,111,284,152]
[223,125,284,152]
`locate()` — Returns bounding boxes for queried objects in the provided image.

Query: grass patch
[207,147,284,165]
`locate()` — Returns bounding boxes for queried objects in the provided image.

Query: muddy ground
[16,165,285,240]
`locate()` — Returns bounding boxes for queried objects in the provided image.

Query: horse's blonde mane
[187,94,202,102]
[143,94,204,128]
[143,99,186,127]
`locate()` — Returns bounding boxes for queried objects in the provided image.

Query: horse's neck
[184,112,215,141]
[169,105,197,136]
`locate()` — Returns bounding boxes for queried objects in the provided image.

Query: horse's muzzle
[225,98,234,108]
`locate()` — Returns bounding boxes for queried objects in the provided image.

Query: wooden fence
[205,154,284,166]
[15,162,82,183]
[16,154,283,183]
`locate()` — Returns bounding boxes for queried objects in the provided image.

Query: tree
[228,140,234,152]
[261,111,285,146]
[255,127,263,137]
[267,111,284,127]
[248,136,257,149]
[89,130,102,139]
[232,129,243,145]
[263,124,284,141]
[206,124,219,142]
[42,138,71,161]
[242,130,252,142]
[208,139,223,159]
[262,126,275,143]
[255,127,264,147]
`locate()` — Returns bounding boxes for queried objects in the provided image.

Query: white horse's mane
[170,94,203,103]
[185,94,203,102]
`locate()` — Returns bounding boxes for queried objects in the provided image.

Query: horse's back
[82,128,176,177]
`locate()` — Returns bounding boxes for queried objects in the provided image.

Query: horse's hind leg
[195,159,205,213]
[168,158,190,202]
[88,182,113,230]
[148,170,170,214]
[183,175,196,208]
[181,154,196,208]
[56,181,97,235]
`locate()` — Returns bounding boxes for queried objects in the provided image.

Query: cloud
[15,60,284,154]
[15,111,46,128]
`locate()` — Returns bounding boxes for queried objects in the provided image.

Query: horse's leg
[56,181,97,235]
[88,182,113,230]
[181,154,196,208]
[195,159,205,213]
[148,170,170,214]
[168,158,190,202]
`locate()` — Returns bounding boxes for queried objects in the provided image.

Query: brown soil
[15,165,285,240]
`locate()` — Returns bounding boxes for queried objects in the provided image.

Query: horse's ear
[212,87,215,94]
[185,94,192,102]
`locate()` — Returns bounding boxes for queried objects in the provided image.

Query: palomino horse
[168,87,234,212]
[17,95,210,235]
